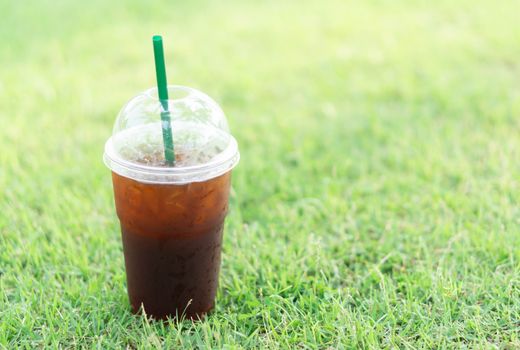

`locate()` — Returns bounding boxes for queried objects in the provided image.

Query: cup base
[130,302,215,321]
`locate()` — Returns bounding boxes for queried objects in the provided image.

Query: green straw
[152,35,175,166]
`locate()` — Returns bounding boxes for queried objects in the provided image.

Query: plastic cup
[103,86,239,320]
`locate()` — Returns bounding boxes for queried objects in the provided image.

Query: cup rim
[103,126,239,184]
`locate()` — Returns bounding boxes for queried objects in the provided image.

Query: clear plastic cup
[104,86,239,320]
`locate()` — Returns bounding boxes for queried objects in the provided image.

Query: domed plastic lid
[103,85,239,184]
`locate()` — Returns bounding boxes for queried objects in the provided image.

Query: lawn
[1,0,519,348]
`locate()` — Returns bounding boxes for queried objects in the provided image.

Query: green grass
[1,0,520,348]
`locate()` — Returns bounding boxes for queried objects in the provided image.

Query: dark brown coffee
[112,171,231,320]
